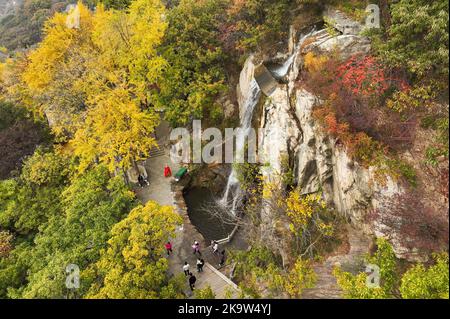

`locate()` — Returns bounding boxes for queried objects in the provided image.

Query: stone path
[133,120,239,298]
[301,225,371,299]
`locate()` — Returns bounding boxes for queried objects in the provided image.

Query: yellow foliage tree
[85,200,183,299]
[22,2,95,92]
[21,0,167,171]
[304,52,328,73]
[72,86,159,172]
[286,191,329,234]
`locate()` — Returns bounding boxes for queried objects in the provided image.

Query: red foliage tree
[337,55,408,97]
[368,192,449,254]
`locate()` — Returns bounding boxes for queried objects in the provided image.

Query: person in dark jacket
[137,174,145,188]
[188,273,197,291]
[196,258,204,272]
[219,250,226,267]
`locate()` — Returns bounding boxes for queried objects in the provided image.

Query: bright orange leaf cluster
[337,55,409,97]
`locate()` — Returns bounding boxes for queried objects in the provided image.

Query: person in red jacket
[164,164,172,177]
[164,241,173,256]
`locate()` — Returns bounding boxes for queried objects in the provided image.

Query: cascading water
[220,29,316,215]
[271,29,316,80]
[220,79,261,215]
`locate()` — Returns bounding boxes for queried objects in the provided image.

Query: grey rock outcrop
[323,6,363,35]
[234,19,431,261]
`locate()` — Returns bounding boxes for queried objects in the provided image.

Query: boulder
[323,6,363,35]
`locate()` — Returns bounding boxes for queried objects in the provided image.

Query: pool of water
[183,187,235,243]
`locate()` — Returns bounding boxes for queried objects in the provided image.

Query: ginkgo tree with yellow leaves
[21,0,167,174]
[21,3,95,139]
[72,86,160,173]
[84,200,183,299]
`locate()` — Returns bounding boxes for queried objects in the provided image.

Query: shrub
[283,258,317,298]
[368,193,449,254]
[400,253,449,299]
[194,286,216,299]
[333,238,398,299]
[387,84,436,114]
[337,55,408,98]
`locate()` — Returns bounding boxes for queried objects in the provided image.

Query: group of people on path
[183,259,204,291]
[164,239,227,291]
[183,240,205,291]
[137,164,172,188]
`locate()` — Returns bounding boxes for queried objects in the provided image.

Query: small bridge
[193,261,239,298]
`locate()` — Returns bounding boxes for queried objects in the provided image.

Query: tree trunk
[379,0,391,29]
[132,160,140,179]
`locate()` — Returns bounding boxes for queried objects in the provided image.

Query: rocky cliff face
[235,11,427,262]
[0,0,20,18]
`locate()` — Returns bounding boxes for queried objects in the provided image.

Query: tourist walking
[219,250,226,267]
[196,258,205,272]
[164,241,173,256]
[192,241,201,255]
[137,174,146,188]
[183,261,190,276]
[164,164,172,177]
[143,174,150,185]
[212,241,219,255]
[188,273,197,291]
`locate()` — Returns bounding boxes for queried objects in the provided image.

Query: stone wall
[171,176,209,249]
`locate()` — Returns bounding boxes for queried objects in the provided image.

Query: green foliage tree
[333,240,396,299]
[231,245,317,298]
[0,242,32,298]
[224,0,295,55]
[334,238,449,299]
[99,0,131,9]
[333,238,398,299]
[400,253,449,299]
[0,148,69,234]
[374,0,449,78]
[156,0,227,126]
[2,164,135,298]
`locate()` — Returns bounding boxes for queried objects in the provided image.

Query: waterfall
[220,29,316,215]
[272,54,296,79]
[271,29,316,79]
[220,79,261,215]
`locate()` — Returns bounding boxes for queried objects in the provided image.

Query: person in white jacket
[183,261,190,276]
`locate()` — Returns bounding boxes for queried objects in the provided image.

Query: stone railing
[211,224,239,246]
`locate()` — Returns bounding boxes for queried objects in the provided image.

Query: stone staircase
[301,225,371,299]
[148,145,166,158]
